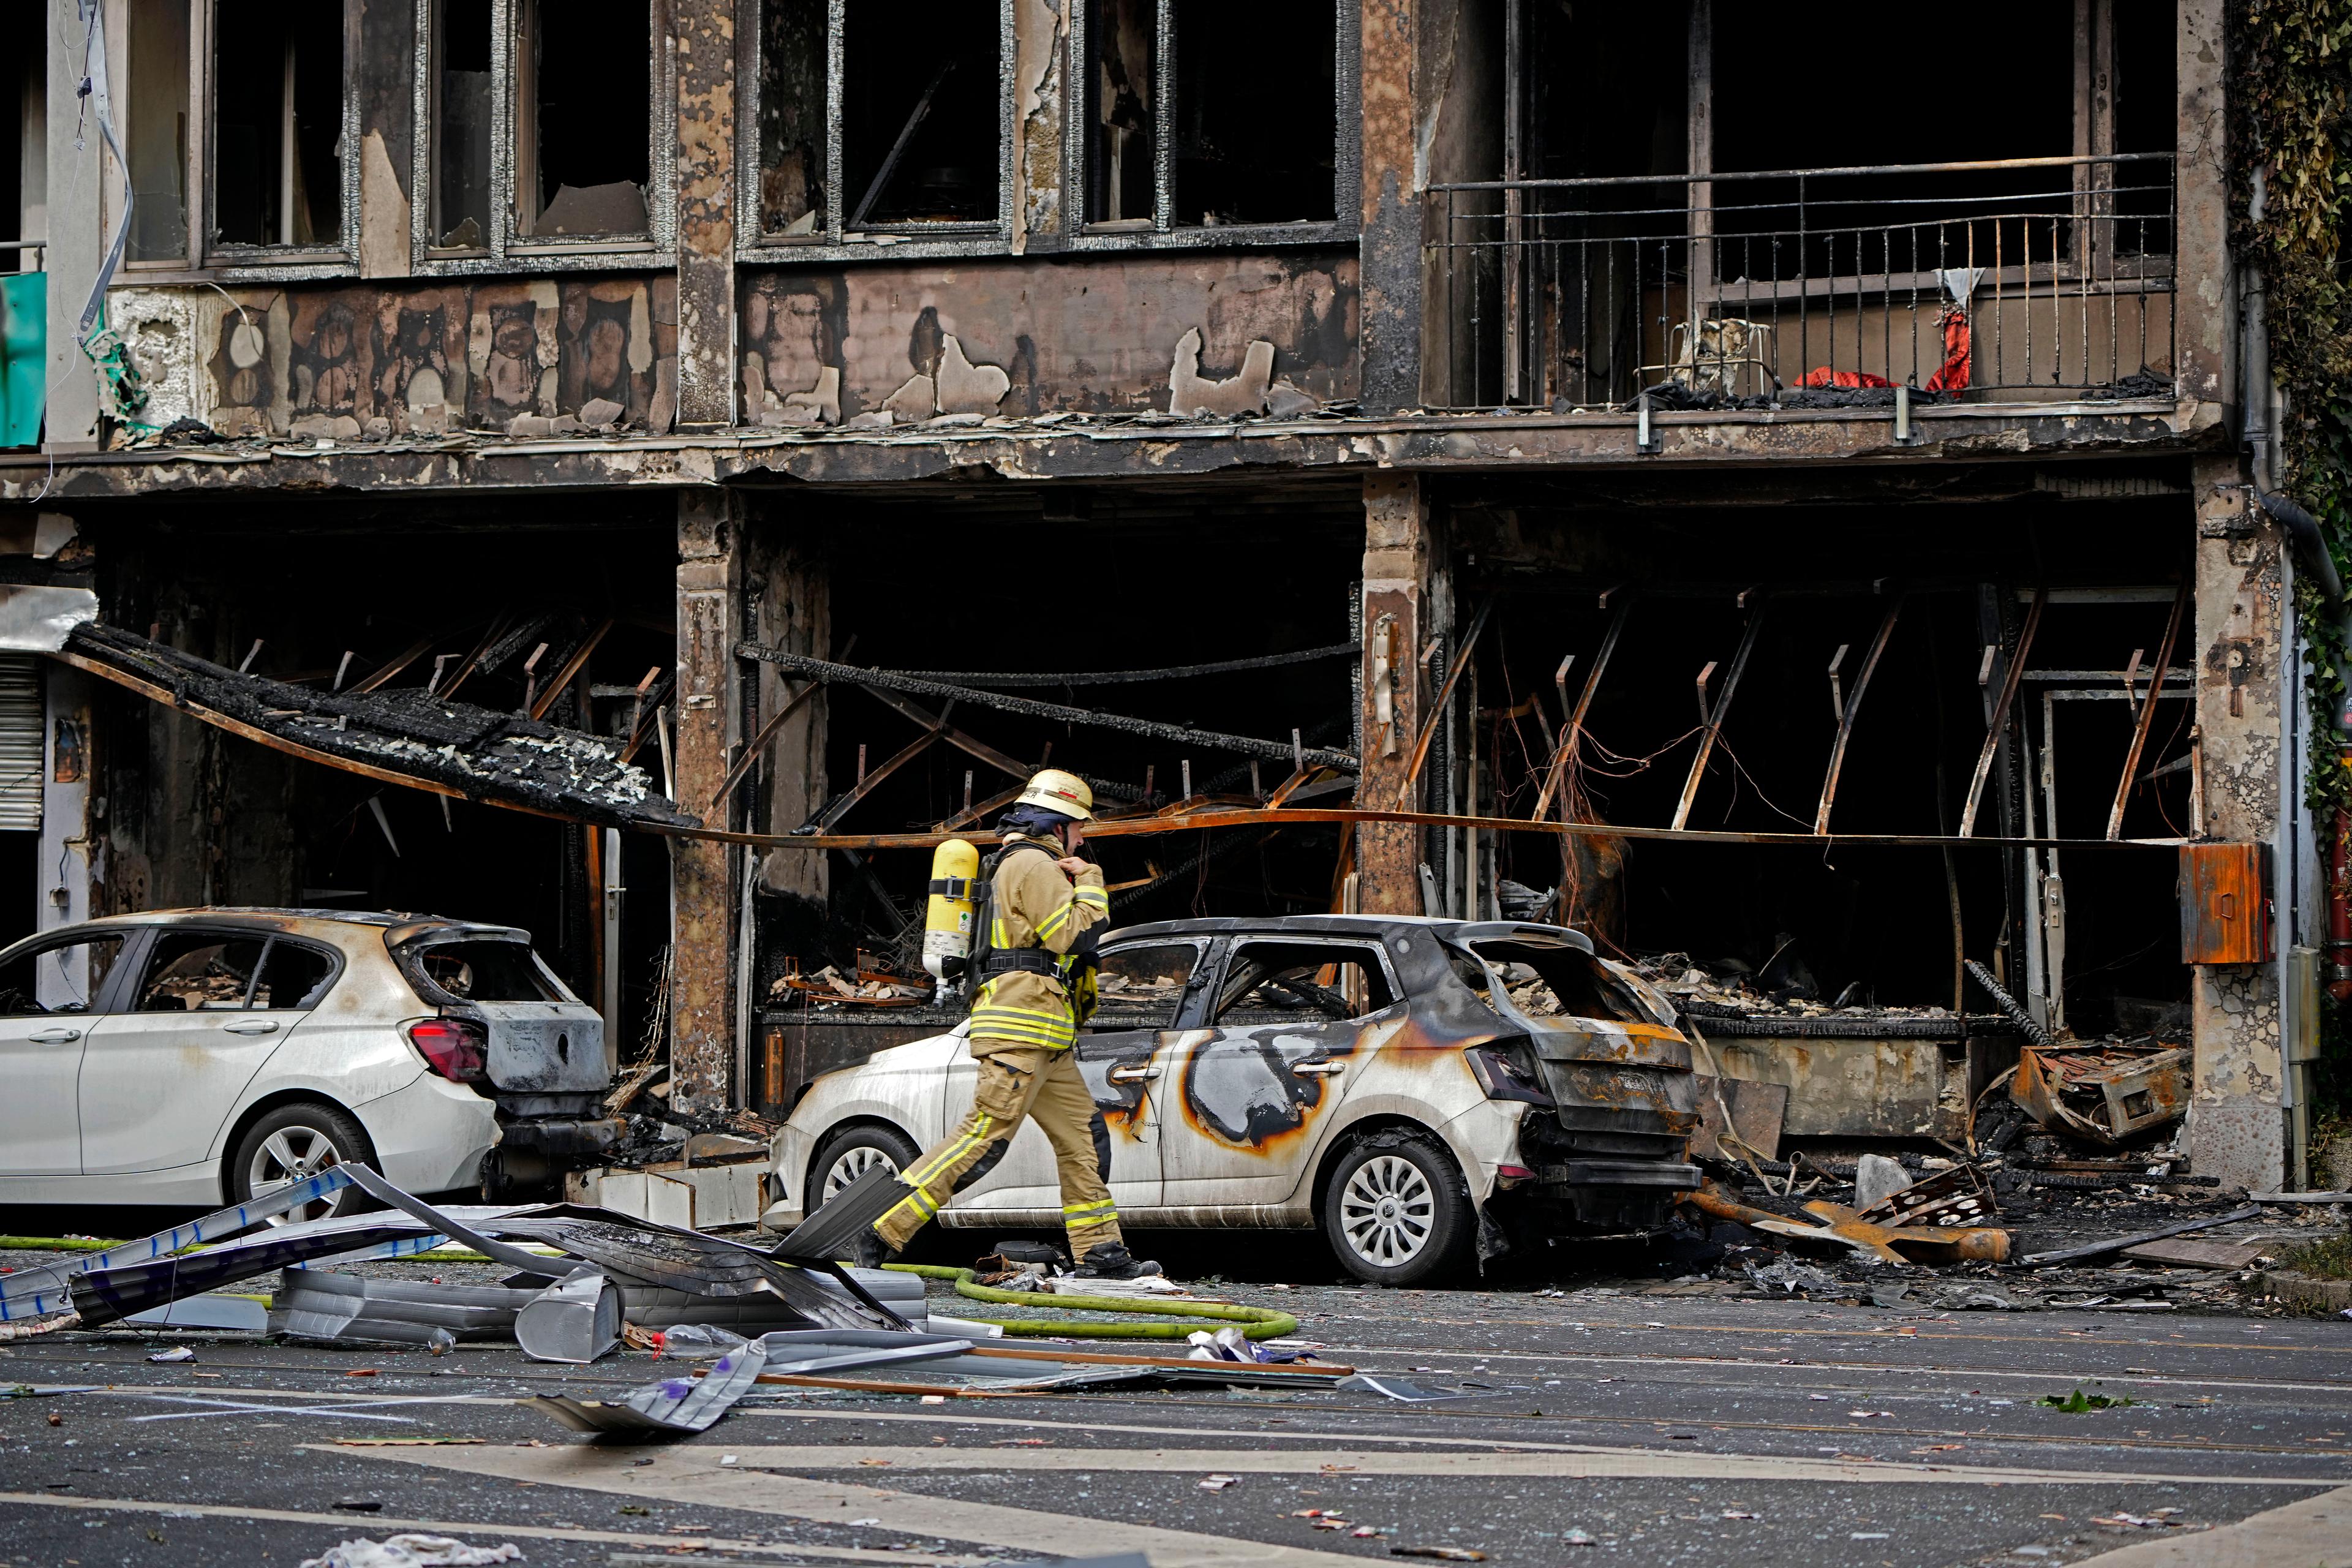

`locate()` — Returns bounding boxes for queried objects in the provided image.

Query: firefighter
[858,768,1161,1280]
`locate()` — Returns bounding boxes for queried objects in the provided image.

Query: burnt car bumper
[494,1115,627,1162]
[1544,1159,1702,1190]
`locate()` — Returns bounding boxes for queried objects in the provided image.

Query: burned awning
[57,621,699,832]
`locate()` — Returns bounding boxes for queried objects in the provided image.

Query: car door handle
[1107,1065,1161,1083]
[221,1019,280,1036]
[1291,1060,1345,1077]
[27,1027,81,1044]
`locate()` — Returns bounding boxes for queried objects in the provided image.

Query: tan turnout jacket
[967,832,1110,1053]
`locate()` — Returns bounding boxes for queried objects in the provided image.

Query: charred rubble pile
[1490,921,2341,1313]
[65,622,695,831]
[1648,1141,2332,1316]
[555,1054,787,1225]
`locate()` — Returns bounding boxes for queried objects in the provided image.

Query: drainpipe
[2244,169,2276,491]
[2258,490,2352,999]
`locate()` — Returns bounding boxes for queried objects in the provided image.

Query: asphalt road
[4,1235,2351,1568]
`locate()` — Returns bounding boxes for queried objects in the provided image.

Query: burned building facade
[0,1,2323,1193]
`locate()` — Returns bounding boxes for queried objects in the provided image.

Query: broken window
[841,0,1001,228]
[0,936,122,1016]
[136,933,265,1011]
[1090,940,1202,1028]
[431,0,494,249]
[1080,0,1340,231]
[1171,0,1335,225]
[0,18,39,276]
[756,0,828,235]
[406,938,567,1003]
[211,0,344,249]
[1084,0,1153,225]
[1463,940,1649,1025]
[126,0,192,264]
[252,939,337,1009]
[1216,941,1394,1023]
[513,0,651,239]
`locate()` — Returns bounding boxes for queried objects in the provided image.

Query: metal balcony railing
[1423,153,2176,413]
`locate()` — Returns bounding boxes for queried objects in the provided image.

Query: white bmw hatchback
[0,909,614,1216]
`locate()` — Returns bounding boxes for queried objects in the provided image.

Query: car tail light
[1496,1164,1536,1189]
[405,1017,488,1082]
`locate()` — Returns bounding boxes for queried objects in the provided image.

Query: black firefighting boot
[848,1227,896,1270]
[1069,1242,1163,1280]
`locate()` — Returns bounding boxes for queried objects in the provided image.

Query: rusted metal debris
[59,623,696,832]
[2012,1040,2190,1147]
[1853,1162,2000,1231]
[2019,1204,2266,1266]
[1685,1183,2011,1267]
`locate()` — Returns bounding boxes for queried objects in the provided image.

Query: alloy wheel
[249,1126,348,1224]
[825,1144,900,1199]
[1337,1153,1434,1267]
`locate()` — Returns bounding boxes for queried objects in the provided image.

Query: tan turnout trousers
[873,1045,1121,1254]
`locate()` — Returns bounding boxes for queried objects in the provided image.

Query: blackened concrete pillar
[671,490,742,1109]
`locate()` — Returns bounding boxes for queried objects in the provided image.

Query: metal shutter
[0,655,43,831]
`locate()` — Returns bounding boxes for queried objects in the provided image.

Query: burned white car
[769,915,1702,1284]
[0,909,614,1216]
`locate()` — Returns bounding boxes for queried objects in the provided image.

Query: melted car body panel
[770,914,1697,1232]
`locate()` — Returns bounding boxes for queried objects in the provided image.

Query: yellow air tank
[923,839,981,985]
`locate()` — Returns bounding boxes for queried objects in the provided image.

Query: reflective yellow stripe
[971,1022,1077,1049]
[902,1114,996,1186]
[1073,886,1108,909]
[970,1011,1074,1030]
[1062,1201,1117,1219]
[880,1188,937,1231]
[1035,900,1076,938]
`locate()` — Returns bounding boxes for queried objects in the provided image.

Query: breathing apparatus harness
[933,832,1100,1025]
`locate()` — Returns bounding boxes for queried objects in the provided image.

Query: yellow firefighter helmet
[1013,767,1095,822]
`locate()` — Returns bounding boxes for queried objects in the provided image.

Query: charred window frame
[409,0,677,273]
[123,0,195,268]
[202,0,357,268]
[1065,0,1357,251]
[740,0,1017,254]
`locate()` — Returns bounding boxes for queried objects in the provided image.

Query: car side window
[0,936,126,1016]
[252,939,337,1009]
[135,933,266,1012]
[1214,941,1396,1025]
[1088,942,1203,1029]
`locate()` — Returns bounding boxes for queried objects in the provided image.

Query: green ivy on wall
[2233,1,2352,1111]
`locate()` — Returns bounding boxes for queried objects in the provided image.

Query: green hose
[881,1262,1298,1341]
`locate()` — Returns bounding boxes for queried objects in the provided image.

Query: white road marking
[338,1444,1380,1568]
[611,1442,2348,1490]
[2066,1483,2352,1567]
[1316,1347,2352,1399]
[742,1404,2352,1480]
[0,1490,980,1564]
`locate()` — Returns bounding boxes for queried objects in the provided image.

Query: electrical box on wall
[2179,842,2272,964]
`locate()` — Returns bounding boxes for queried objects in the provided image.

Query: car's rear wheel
[1321,1131,1476,1286]
[229,1102,376,1223]
[808,1123,919,1210]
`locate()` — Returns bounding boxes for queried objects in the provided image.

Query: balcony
[1423,154,2176,415]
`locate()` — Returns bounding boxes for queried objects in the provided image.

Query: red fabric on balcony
[1924,306,1973,393]
[1796,306,1973,395]
[1795,368,1896,389]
